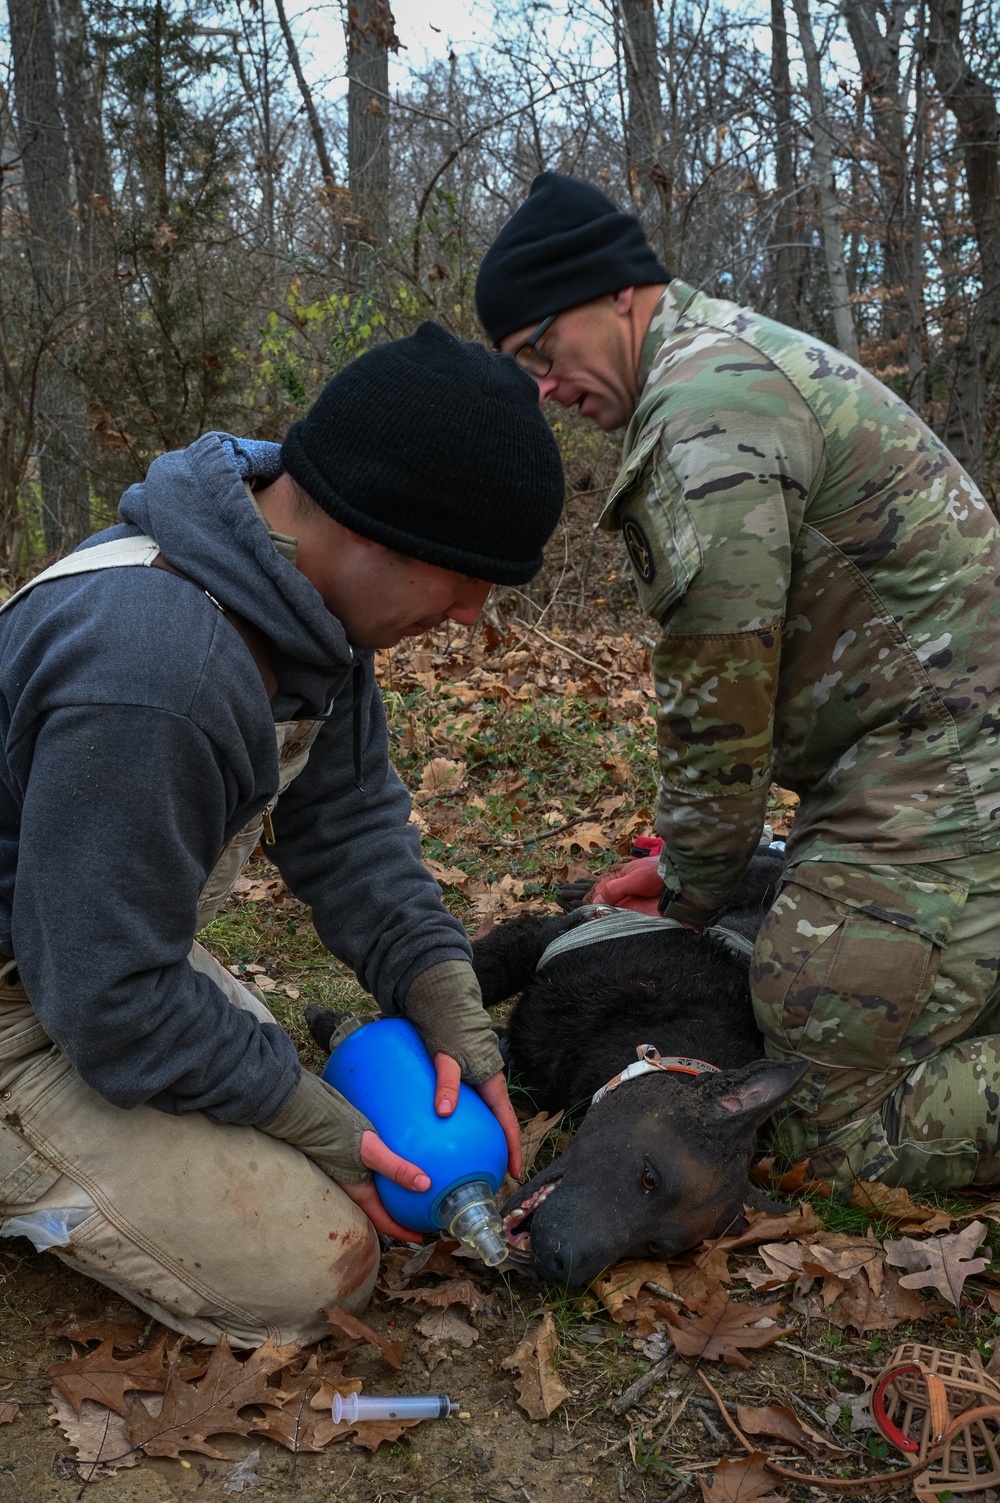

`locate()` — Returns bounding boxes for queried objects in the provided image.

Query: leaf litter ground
[4,626,1000,1503]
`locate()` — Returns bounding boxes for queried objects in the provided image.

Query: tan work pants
[0,950,378,1346]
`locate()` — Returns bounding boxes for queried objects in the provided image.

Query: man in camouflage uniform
[476,172,1000,1192]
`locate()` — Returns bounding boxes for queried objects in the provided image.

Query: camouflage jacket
[599,280,1000,917]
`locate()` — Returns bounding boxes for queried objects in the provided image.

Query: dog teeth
[508,1207,526,1220]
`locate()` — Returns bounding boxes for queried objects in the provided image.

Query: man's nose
[446,583,491,626]
[535,372,559,405]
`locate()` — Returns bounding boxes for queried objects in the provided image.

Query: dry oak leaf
[49,1330,176,1417]
[323,1305,405,1369]
[417,757,466,797]
[591,1260,673,1321]
[698,1451,789,1502]
[47,1302,146,1349]
[423,858,472,892]
[519,1109,565,1179]
[740,1242,814,1297]
[706,1202,820,1255]
[804,1229,885,1299]
[824,1267,924,1334]
[51,1393,141,1475]
[736,1402,850,1458]
[501,1312,570,1420]
[884,1219,990,1306]
[388,1278,491,1315]
[417,1306,480,1372]
[0,1399,19,1424]
[660,1291,788,1368]
[401,1238,462,1280]
[248,1354,358,1453]
[850,1179,955,1233]
[555,823,612,853]
[124,1335,296,1459]
[341,1417,425,1451]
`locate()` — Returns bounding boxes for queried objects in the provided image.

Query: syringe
[332,1392,455,1424]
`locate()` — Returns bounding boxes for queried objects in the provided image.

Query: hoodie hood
[117,432,355,719]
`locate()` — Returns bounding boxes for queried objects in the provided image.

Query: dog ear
[708,1058,808,1127]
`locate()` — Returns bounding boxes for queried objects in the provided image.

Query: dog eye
[641,1166,657,1193]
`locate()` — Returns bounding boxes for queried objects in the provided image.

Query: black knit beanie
[476,172,671,346]
[281,322,565,586]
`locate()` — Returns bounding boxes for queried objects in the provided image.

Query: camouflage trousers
[750,853,1000,1192]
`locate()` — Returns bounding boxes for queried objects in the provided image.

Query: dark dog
[307,848,805,1288]
[468,847,805,1286]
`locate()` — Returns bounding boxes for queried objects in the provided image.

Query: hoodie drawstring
[352,661,365,792]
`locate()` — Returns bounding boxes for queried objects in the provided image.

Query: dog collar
[591,1043,720,1105]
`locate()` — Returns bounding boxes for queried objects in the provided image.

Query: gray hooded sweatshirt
[0,434,472,1124]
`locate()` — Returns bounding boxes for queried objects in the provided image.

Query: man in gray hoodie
[0,324,565,1345]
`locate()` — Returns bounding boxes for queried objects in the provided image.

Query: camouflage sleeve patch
[599,422,704,620]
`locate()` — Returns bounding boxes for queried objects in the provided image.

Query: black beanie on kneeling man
[475,171,671,346]
[281,321,565,586]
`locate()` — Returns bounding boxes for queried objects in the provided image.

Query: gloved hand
[588,854,668,914]
[404,960,522,1177]
[260,1069,429,1240]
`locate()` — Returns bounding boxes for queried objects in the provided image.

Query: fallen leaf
[47,1303,146,1349]
[250,1354,356,1452]
[519,1110,564,1178]
[591,1260,673,1320]
[124,1336,296,1458]
[388,1279,491,1314]
[402,1239,462,1280]
[660,1292,788,1368]
[740,1242,814,1297]
[416,1306,480,1371]
[824,1388,875,1434]
[736,1402,849,1457]
[850,1181,955,1234]
[804,1229,885,1298]
[554,822,612,853]
[884,1220,990,1306]
[345,1418,424,1451]
[49,1331,175,1417]
[0,1399,19,1424]
[222,1448,260,1494]
[418,757,466,796]
[423,858,472,891]
[51,1392,141,1475]
[706,1203,820,1254]
[323,1305,405,1369]
[501,1312,570,1420]
[698,1451,789,1501]
[824,1267,925,1333]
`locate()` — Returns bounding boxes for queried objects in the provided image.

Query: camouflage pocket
[751,861,969,1074]
[598,422,703,621]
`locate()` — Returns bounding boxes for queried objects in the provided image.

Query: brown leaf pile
[46,1300,429,1462]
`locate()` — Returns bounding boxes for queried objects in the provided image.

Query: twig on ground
[664,1479,693,1503]
[476,809,596,850]
[511,617,611,674]
[778,1339,878,1378]
[690,1397,726,1445]
[611,1353,674,1415]
[697,1370,755,1454]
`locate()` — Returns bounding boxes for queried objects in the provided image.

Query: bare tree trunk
[788,0,859,359]
[926,0,1000,487]
[842,0,920,379]
[345,0,398,285]
[7,0,91,553]
[52,0,113,301]
[617,0,671,265]
[770,0,804,326]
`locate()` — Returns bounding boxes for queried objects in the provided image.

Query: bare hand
[344,1129,430,1240]
[433,1053,523,1178]
[588,855,665,914]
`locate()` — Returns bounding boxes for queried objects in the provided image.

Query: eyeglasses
[512,314,557,378]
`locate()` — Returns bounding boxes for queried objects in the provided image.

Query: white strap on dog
[536,904,755,972]
[591,1043,720,1105]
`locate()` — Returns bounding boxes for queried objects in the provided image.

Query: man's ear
[611,287,636,316]
[710,1059,810,1127]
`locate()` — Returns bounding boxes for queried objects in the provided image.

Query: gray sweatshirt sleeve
[265,654,472,1010]
[9,703,302,1124]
